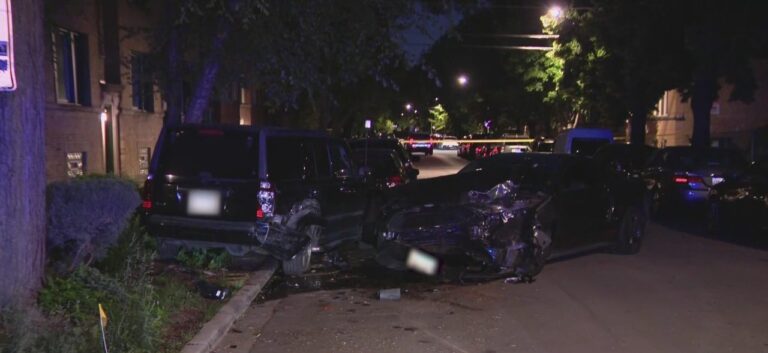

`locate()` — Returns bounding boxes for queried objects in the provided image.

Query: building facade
[45,0,163,182]
[649,61,768,159]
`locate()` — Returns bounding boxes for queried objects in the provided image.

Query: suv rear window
[158,128,259,179]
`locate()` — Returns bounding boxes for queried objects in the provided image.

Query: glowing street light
[547,5,564,20]
[405,103,413,111]
[457,74,469,87]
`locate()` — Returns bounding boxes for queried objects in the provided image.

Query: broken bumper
[145,215,309,260]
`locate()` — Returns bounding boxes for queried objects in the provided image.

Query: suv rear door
[151,127,261,222]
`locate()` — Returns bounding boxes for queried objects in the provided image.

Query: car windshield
[571,138,611,156]
[459,154,568,190]
[158,128,259,179]
[352,150,401,176]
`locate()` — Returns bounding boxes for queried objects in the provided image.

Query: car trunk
[150,128,262,222]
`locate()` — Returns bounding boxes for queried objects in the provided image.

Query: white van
[554,128,614,156]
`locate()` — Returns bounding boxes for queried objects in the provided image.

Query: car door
[321,139,367,245]
[551,159,604,249]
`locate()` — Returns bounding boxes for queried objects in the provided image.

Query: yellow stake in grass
[98,303,109,353]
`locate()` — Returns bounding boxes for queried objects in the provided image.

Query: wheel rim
[626,211,644,246]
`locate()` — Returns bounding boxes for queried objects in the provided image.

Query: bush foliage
[47,176,141,271]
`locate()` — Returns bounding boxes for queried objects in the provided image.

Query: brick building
[648,61,768,159]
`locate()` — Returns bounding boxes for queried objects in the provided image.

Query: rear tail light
[674,175,704,184]
[386,175,403,188]
[141,176,153,210]
[409,138,414,145]
[257,180,275,219]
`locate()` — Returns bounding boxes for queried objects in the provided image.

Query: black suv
[142,125,367,274]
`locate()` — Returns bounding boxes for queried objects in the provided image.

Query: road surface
[412,149,468,179]
[212,154,768,353]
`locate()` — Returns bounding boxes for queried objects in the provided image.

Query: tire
[706,201,724,236]
[648,188,665,220]
[614,205,646,254]
[281,224,321,275]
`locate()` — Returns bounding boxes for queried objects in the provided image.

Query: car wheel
[648,188,664,220]
[614,205,646,255]
[281,224,321,275]
[706,202,724,236]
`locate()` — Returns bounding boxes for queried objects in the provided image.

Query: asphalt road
[213,154,768,353]
[412,149,468,179]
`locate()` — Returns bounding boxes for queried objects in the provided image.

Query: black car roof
[165,123,328,138]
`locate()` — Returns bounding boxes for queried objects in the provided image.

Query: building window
[131,53,154,112]
[52,28,91,105]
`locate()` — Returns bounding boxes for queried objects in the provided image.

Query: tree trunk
[691,76,718,148]
[183,16,232,123]
[0,0,47,307]
[629,106,647,146]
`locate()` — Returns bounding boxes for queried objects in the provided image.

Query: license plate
[711,177,724,185]
[406,248,438,276]
[187,190,221,216]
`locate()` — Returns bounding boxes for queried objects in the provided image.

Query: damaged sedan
[364,153,647,281]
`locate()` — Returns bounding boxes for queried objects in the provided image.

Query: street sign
[0,0,14,91]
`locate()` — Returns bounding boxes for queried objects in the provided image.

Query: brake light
[141,176,153,210]
[386,175,403,188]
[409,138,414,145]
[257,180,275,219]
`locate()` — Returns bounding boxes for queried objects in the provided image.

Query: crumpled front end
[376,181,552,278]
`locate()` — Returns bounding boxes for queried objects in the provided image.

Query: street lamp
[547,5,564,20]
[457,75,469,87]
[405,103,413,111]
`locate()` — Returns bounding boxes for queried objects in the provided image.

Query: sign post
[0,0,14,91]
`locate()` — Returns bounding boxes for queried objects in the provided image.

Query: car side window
[267,137,316,181]
[329,140,353,178]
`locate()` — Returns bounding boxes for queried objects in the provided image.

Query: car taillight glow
[141,177,153,210]
[674,175,704,184]
[409,138,414,145]
[386,175,403,188]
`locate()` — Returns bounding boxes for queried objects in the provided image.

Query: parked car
[142,125,368,275]
[351,148,411,190]
[501,144,532,154]
[532,138,555,153]
[643,146,748,217]
[403,133,434,156]
[593,144,657,176]
[364,153,647,280]
[348,138,419,181]
[439,135,460,150]
[554,128,613,155]
[708,160,768,235]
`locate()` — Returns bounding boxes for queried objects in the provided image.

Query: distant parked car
[142,125,368,275]
[439,135,459,150]
[554,128,613,156]
[403,133,434,156]
[532,138,555,153]
[643,147,748,218]
[349,138,419,181]
[351,148,411,190]
[502,144,532,154]
[708,160,768,236]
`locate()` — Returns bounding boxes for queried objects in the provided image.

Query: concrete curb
[180,259,277,353]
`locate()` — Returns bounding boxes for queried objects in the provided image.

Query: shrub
[47,176,141,272]
[176,248,231,271]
